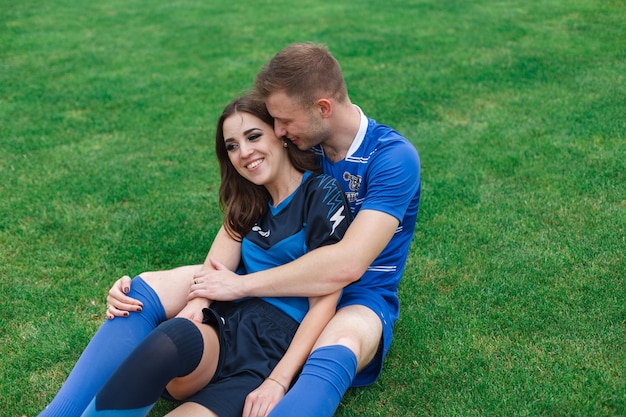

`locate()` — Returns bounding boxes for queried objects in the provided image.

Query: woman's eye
[248,133,261,141]
[225,143,238,152]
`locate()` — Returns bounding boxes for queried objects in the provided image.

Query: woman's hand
[175,297,210,322]
[105,275,143,319]
[242,378,286,417]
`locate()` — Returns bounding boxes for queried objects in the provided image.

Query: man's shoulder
[362,119,419,165]
[365,118,414,150]
[365,116,400,136]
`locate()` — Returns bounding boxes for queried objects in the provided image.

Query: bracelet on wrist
[266,377,288,393]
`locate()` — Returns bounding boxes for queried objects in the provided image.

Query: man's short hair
[254,43,348,107]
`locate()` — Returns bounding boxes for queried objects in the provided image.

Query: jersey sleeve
[362,137,420,222]
[304,174,352,250]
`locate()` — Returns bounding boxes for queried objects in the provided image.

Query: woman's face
[222,111,289,188]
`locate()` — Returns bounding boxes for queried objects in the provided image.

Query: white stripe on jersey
[367,265,397,273]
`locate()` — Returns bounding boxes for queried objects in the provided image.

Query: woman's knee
[140,266,202,317]
[166,321,220,400]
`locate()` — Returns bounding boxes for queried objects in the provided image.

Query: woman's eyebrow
[243,128,261,135]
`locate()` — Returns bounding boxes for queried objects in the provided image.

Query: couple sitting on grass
[37,42,420,417]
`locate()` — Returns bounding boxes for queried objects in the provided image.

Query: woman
[40,94,351,417]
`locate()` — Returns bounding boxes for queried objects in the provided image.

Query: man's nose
[274,122,287,138]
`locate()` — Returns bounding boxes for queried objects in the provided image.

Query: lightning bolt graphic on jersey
[329,206,346,236]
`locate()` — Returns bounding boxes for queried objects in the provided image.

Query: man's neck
[321,103,362,163]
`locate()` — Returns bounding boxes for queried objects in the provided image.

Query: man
[186,43,421,415]
[40,42,419,417]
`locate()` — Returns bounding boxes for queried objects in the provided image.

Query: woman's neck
[268,169,304,207]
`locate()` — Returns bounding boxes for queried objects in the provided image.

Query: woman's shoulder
[301,171,349,212]
[303,171,342,191]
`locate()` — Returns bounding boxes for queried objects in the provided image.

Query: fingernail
[123,287,130,293]
[137,307,142,312]
[124,312,129,317]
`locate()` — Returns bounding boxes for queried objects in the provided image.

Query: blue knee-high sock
[80,318,204,417]
[38,277,166,417]
[268,345,358,417]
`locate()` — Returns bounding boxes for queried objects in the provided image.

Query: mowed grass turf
[1,0,624,416]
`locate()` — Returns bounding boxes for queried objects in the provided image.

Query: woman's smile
[246,158,264,170]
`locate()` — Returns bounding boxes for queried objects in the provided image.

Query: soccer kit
[77,171,352,417]
[268,108,420,417]
[39,108,420,417]
[40,172,351,417]
[318,107,421,386]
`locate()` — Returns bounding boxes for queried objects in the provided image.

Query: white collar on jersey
[345,106,368,159]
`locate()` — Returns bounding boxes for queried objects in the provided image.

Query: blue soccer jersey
[315,107,421,385]
[241,171,351,322]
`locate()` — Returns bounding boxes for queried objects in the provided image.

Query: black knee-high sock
[81,318,204,416]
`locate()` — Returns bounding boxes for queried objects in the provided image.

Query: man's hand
[187,258,246,302]
[242,378,286,417]
[106,275,143,319]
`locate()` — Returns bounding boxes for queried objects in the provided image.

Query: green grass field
[2,0,624,416]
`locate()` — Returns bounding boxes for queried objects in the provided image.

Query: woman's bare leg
[166,402,219,417]
[141,265,203,318]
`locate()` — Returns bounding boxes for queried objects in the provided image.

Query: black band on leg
[96,318,204,410]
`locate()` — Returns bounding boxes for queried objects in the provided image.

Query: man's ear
[316,98,332,118]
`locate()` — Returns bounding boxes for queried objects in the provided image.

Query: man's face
[266,91,327,150]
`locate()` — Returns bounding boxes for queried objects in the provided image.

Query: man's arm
[189,209,399,301]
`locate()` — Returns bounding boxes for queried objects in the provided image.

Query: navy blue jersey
[241,171,351,322]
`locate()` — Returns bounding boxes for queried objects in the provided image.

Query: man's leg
[268,305,382,417]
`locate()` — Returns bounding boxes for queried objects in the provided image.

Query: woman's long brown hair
[215,94,320,240]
